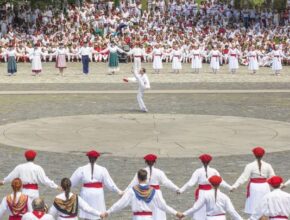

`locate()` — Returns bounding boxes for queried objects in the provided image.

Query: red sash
[150,185,160,190]
[230,54,237,57]
[207,213,225,217]
[33,211,45,219]
[246,178,267,198]
[195,184,212,200]
[269,216,288,219]
[9,216,22,220]
[83,182,103,188]
[133,211,153,216]
[23,184,38,190]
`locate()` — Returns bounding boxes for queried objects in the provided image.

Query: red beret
[199,154,212,163]
[209,175,222,186]
[268,176,283,187]
[24,150,37,160]
[144,154,157,162]
[252,147,265,157]
[86,150,100,158]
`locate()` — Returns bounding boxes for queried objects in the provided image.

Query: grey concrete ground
[0,63,290,219]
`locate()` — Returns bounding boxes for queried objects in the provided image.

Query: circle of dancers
[0,147,290,219]
[2,41,289,77]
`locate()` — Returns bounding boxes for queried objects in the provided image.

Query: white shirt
[107,184,177,216]
[232,160,275,188]
[3,162,58,189]
[183,189,243,220]
[0,192,33,218]
[133,71,150,90]
[22,212,55,220]
[250,189,290,220]
[78,46,93,56]
[70,163,122,194]
[128,47,144,57]
[179,166,232,193]
[49,192,100,218]
[126,166,178,191]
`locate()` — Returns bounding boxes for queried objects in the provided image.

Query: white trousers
[137,88,147,111]
[134,58,142,73]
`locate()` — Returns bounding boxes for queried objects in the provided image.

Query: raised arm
[232,164,251,189]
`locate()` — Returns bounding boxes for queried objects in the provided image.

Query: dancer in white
[49,178,100,220]
[170,44,182,73]
[190,44,203,73]
[127,42,145,73]
[152,44,163,74]
[125,154,180,220]
[208,45,222,74]
[22,198,54,220]
[70,150,123,220]
[29,43,46,76]
[182,175,243,220]
[246,46,260,74]
[228,44,240,74]
[178,154,232,220]
[123,68,150,112]
[100,169,183,220]
[249,176,290,220]
[231,147,275,215]
[269,46,287,75]
[0,150,59,200]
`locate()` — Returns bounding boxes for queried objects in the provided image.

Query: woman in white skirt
[125,154,180,220]
[269,46,287,75]
[246,46,260,74]
[52,43,68,76]
[231,147,275,215]
[152,44,163,74]
[170,44,182,73]
[29,43,46,76]
[182,175,243,220]
[190,44,203,73]
[178,154,232,220]
[228,44,240,74]
[208,45,222,74]
[70,150,123,220]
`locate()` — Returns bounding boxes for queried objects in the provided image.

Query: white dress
[209,50,222,70]
[190,49,203,69]
[271,50,285,71]
[247,51,259,71]
[179,166,232,220]
[249,189,290,220]
[183,189,243,220]
[171,49,182,70]
[152,48,163,70]
[70,163,122,219]
[29,48,44,73]
[232,160,275,214]
[126,166,179,220]
[49,192,100,220]
[228,48,240,70]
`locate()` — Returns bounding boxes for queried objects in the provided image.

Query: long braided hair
[11,178,22,205]
[61,178,72,201]
[145,160,155,182]
[89,157,97,180]
[256,156,263,175]
[203,162,209,178]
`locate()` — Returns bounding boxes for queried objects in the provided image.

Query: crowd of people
[0,148,290,220]
[0,0,289,76]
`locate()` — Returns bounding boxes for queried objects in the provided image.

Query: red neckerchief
[32,211,45,219]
